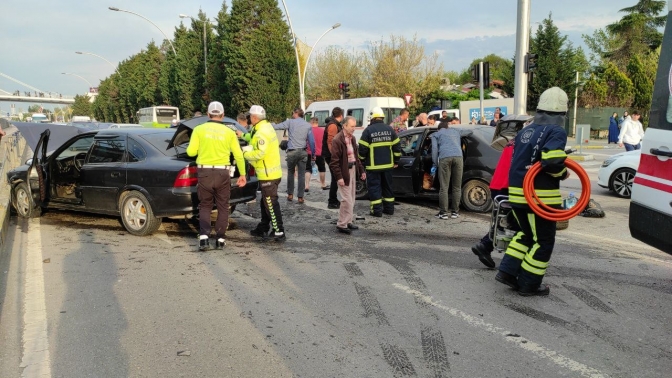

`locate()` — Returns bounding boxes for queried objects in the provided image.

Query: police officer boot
[495,271,518,289]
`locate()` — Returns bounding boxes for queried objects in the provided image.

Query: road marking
[393,283,607,378]
[20,220,52,377]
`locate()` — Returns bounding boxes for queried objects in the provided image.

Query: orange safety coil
[523,159,591,221]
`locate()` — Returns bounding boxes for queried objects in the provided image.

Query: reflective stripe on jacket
[186,121,246,175]
[358,120,401,171]
[243,120,282,180]
[508,122,567,207]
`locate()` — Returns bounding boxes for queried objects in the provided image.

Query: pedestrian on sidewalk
[618,110,644,151]
[273,108,316,204]
[186,101,247,251]
[330,116,366,234]
[608,112,619,144]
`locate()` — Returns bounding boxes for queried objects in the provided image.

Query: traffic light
[471,64,479,82]
[483,62,490,88]
[342,82,350,98]
[525,53,538,73]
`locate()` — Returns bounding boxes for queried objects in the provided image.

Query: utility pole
[514,0,531,115]
[572,71,579,137]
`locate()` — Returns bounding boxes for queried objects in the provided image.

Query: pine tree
[627,55,653,119]
[603,62,634,107]
[72,95,92,117]
[224,0,298,120]
[208,2,230,109]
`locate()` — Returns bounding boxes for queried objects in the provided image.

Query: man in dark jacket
[330,116,366,234]
[496,87,570,297]
[322,107,344,209]
[358,107,402,217]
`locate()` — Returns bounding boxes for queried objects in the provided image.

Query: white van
[305,97,405,127]
[72,115,91,123]
[428,109,459,121]
[629,1,672,254]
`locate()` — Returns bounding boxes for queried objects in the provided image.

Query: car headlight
[601,158,617,167]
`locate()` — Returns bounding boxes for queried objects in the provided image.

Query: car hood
[11,122,89,153]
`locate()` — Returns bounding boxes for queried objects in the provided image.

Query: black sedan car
[356,125,501,212]
[7,121,258,236]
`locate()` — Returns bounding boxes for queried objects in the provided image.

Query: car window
[383,108,403,125]
[304,112,312,122]
[57,135,95,159]
[399,133,421,156]
[347,108,364,127]
[88,138,127,164]
[140,132,181,157]
[127,138,146,163]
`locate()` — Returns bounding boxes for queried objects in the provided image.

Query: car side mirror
[25,158,33,165]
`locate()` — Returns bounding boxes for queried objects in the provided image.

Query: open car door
[27,129,50,208]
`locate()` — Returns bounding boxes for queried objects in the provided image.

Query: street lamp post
[300,23,341,109]
[179,14,209,76]
[75,51,121,77]
[279,0,340,111]
[108,6,176,55]
[61,72,93,88]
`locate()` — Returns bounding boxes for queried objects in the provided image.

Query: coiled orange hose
[523,159,591,221]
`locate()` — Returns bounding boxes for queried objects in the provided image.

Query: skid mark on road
[393,283,608,378]
[344,263,416,376]
[563,284,617,314]
[380,343,417,377]
[20,220,52,377]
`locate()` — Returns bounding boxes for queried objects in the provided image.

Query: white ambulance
[629,1,672,254]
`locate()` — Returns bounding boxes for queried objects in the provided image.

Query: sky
[0,0,645,113]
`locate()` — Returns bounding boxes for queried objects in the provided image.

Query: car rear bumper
[152,179,258,217]
[629,202,672,255]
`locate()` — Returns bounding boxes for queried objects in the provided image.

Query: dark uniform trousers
[197,168,231,239]
[498,206,557,290]
[367,170,395,216]
[257,178,284,234]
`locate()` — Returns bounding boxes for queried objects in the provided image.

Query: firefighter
[495,87,570,296]
[358,107,402,217]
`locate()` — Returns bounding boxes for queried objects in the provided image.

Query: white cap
[249,105,266,117]
[207,101,225,115]
[537,87,569,112]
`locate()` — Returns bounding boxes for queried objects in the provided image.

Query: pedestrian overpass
[0,72,76,105]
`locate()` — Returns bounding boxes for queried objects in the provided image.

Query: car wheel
[461,180,492,213]
[355,177,369,200]
[119,191,162,236]
[609,168,635,199]
[13,183,41,218]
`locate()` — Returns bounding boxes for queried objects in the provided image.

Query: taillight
[247,166,255,177]
[174,166,198,187]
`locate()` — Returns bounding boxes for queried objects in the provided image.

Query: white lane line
[393,283,607,378]
[20,220,52,377]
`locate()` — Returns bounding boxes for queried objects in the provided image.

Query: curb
[0,132,26,249]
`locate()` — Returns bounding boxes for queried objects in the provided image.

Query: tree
[605,0,666,70]
[627,55,653,117]
[603,62,634,107]
[224,0,298,120]
[527,14,589,110]
[465,54,514,83]
[578,74,608,107]
[365,35,443,114]
[72,95,92,116]
[208,1,231,110]
[305,46,369,101]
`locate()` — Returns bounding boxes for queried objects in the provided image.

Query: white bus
[137,106,180,128]
[31,113,49,123]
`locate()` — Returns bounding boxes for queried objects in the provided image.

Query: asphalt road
[1,146,671,378]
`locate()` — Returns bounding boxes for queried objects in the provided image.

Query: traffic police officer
[496,87,570,296]
[242,105,286,242]
[187,101,247,251]
[358,107,402,217]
